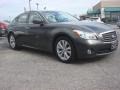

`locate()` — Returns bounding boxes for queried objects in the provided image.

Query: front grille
[101,31,117,42]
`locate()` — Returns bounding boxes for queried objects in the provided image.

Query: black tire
[8,34,21,50]
[54,36,76,63]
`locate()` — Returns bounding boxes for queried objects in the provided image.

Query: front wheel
[55,36,76,63]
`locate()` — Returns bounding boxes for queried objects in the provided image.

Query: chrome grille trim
[99,30,117,42]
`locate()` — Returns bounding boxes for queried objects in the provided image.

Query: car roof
[25,10,63,14]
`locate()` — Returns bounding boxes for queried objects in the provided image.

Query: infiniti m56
[7,11,118,63]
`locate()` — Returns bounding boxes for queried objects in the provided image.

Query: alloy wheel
[56,40,72,61]
[9,35,16,49]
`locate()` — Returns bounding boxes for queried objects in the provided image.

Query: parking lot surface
[0,27,120,90]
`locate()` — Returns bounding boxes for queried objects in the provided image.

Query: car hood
[55,21,113,34]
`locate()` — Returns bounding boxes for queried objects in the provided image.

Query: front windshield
[42,11,79,23]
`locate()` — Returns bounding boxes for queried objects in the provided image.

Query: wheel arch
[8,31,14,38]
[52,33,76,54]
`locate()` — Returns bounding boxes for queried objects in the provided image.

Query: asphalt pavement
[0,26,120,90]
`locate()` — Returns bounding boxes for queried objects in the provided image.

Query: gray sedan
[7,11,119,63]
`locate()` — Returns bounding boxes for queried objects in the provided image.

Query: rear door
[12,13,29,45]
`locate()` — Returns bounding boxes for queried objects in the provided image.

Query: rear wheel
[55,36,76,63]
[8,34,21,50]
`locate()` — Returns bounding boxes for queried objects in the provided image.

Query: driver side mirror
[32,20,45,26]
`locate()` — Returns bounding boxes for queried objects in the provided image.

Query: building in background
[87,0,120,23]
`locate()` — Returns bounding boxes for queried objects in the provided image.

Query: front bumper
[75,39,118,59]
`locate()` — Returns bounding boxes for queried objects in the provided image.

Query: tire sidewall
[9,34,17,49]
[55,36,76,63]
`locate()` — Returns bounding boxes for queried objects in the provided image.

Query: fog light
[87,49,92,54]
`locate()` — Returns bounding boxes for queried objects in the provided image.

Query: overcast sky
[0,0,100,20]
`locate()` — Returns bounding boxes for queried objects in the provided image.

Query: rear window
[17,13,28,24]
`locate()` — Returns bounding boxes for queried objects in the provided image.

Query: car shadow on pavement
[21,47,58,60]
[73,55,109,64]
[0,42,112,64]
[20,47,108,64]
[0,37,115,64]
[21,47,53,55]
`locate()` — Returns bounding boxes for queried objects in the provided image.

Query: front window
[42,11,79,23]
[29,13,42,24]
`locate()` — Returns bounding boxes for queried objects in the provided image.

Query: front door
[26,12,47,49]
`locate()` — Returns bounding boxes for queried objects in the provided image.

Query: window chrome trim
[98,30,117,43]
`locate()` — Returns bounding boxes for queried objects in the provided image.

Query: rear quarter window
[11,17,18,25]
[17,13,28,24]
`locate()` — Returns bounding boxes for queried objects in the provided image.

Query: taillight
[0,24,6,30]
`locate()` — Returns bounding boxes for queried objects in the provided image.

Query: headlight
[73,30,97,40]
